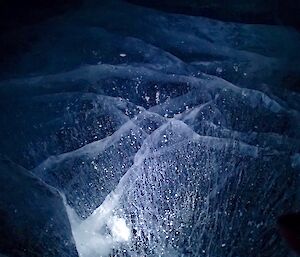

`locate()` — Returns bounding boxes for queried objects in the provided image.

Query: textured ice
[34,112,167,218]
[105,120,297,256]
[0,93,140,169]
[0,0,300,256]
[0,156,78,257]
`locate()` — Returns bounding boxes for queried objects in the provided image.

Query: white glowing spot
[120,53,127,57]
[64,190,133,257]
[155,91,160,104]
[216,67,223,74]
[109,216,131,242]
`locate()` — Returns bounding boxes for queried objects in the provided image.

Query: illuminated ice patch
[108,216,131,242]
[64,193,131,257]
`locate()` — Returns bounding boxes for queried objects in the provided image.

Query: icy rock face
[0,0,300,256]
[0,157,78,257]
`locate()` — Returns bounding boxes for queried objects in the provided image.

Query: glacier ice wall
[0,0,300,256]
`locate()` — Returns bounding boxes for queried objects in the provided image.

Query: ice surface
[0,0,300,256]
[0,93,140,169]
[0,156,78,257]
[105,120,297,256]
[34,112,166,218]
